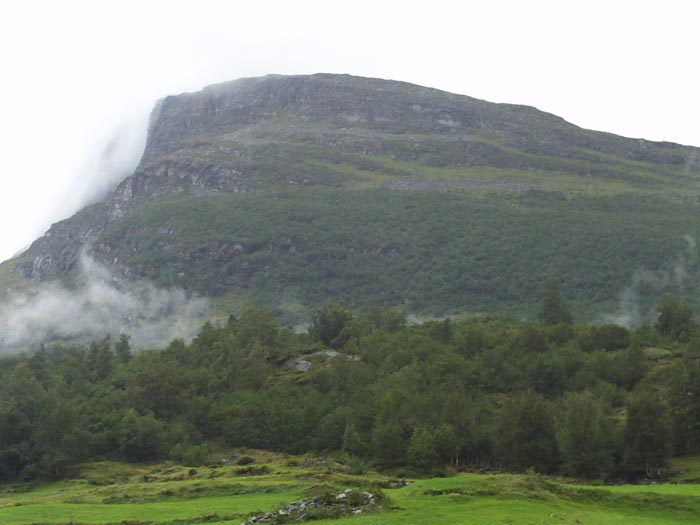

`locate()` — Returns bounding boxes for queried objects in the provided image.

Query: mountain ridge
[4,73,700,333]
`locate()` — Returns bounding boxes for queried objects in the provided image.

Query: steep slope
[6,73,700,324]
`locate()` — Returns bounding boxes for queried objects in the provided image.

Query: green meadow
[2,452,700,525]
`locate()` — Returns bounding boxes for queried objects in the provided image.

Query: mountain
[3,73,700,331]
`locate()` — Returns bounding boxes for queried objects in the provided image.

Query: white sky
[0,0,698,263]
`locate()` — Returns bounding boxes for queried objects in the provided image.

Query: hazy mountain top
[1,73,699,349]
[14,73,700,284]
[142,73,692,168]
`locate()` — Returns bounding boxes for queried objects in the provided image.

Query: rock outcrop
[7,73,699,322]
[242,488,381,524]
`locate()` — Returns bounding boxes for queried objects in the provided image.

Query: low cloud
[0,253,208,353]
[600,235,698,328]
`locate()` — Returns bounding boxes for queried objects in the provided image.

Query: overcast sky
[0,0,698,263]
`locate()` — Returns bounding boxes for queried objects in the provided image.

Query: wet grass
[1,453,700,524]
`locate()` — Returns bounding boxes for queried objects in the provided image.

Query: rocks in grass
[242,488,380,524]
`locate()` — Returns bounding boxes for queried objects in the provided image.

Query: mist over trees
[0,292,696,483]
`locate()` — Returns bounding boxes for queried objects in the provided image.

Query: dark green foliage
[310,302,354,349]
[358,306,406,333]
[118,409,167,462]
[668,340,700,455]
[33,392,88,478]
[656,294,695,341]
[458,324,487,358]
[557,392,615,479]
[623,390,672,478]
[115,333,132,364]
[96,190,700,324]
[433,423,460,466]
[371,421,407,466]
[127,354,189,420]
[407,427,440,470]
[513,324,549,353]
[539,280,573,325]
[494,391,559,473]
[89,336,114,382]
[579,324,631,352]
[609,345,649,391]
[237,307,280,350]
[427,319,453,345]
[0,302,696,482]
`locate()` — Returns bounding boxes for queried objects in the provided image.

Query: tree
[656,294,694,341]
[29,345,51,388]
[342,419,368,457]
[0,364,45,480]
[434,423,460,466]
[115,334,132,364]
[513,324,548,353]
[579,324,630,352]
[441,392,473,462]
[371,420,406,466]
[557,392,615,479]
[89,335,114,382]
[358,306,406,333]
[127,355,189,420]
[494,391,559,472]
[237,307,280,349]
[538,280,572,325]
[608,344,648,391]
[118,409,167,462]
[667,340,700,455]
[32,393,87,478]
[623,390,672,478]
[407,426,440,470]
[310,301,353,349]
[458,324,487,358]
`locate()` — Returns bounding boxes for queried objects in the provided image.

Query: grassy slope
[0,256,30,292]
[91,113,700,325]
[2,454,700,525]
[330,476,700,525]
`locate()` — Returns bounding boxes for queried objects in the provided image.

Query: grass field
[2,452,700,525]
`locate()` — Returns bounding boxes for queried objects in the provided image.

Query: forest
[0,285,698,484]
[93,188,700,322]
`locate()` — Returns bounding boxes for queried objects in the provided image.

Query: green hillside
[7,73,700,333]
[94,189,700,323]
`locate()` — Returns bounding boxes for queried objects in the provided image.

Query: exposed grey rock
[11,73,700,290]
[283,358,311,372]
[241,488,380,524]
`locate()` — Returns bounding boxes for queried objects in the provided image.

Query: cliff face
[11,74,700,318]
[138,73,690,169]
[106,73,698,219]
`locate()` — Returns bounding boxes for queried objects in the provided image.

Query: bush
[182,444,210,467]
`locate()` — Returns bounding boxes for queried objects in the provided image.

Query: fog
[1,1,700,262]
[0,253,208,353]
[68,111,152,210]
[601,235,699,328]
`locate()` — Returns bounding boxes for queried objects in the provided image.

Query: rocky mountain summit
[7,74,700,322]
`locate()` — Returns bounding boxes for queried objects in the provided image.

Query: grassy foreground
[1,452,700,525]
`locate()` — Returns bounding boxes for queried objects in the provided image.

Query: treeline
[1,292,699,482]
